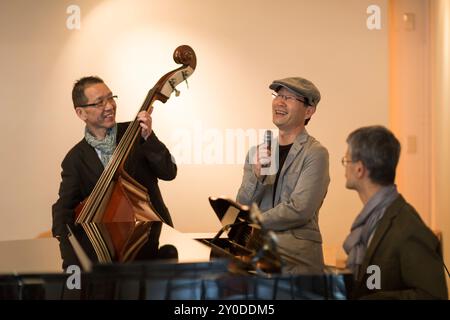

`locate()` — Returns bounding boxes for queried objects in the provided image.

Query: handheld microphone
[261,130,272,168]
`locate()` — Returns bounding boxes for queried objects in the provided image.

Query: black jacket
[352,195,448,299]
[52,122,176,237]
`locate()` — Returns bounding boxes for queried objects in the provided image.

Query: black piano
[0,200,352,300]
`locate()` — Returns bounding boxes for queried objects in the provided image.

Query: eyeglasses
[78,95,118,108]
[272,92,307,104]
[341,156,354,166]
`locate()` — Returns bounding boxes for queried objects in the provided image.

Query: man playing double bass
[52,76,177,237]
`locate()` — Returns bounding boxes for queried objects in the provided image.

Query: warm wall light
[403,13,415,31]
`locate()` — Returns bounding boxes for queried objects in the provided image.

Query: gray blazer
[237,130,329,245]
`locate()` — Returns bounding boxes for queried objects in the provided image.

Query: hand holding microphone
[253,130,272,178]
[260,130,272,168]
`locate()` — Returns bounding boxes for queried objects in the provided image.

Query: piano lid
[64,221,215,271]
[0,237,63,275]
[0,222,216,276]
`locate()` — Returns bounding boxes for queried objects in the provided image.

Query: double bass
[75,45,196,224]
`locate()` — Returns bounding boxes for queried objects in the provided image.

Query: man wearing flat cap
[237,77,329,274]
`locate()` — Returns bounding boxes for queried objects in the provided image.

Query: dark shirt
[272,143,293,206]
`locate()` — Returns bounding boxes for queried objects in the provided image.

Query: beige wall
[390,0,450,294]
[0,0,389,262]
[430,0,450,293]
[389,0,432,224]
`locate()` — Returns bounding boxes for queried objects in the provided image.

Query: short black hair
[72,76,104,108]
[347,125,401,185]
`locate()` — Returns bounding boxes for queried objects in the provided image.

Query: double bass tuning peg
[182,71,189,89]
[168,69,191,97]
[169,79,181,97]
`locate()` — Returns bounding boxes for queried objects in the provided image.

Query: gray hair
[347,125,401,185]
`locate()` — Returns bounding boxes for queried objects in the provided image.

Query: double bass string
[79,116,139,221]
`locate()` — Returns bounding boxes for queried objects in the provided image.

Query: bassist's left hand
[137,107,153,140]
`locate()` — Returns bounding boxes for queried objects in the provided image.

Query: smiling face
[75,83,116,139]
[272,87,315,133]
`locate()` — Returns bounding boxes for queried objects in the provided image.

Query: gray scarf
[84,124,117,167]
[343,184,399,278]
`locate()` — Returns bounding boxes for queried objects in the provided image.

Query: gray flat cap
[269,77,321,107]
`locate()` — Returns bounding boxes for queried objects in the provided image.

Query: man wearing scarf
[342,126,447,299]
[52,76,177,237]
